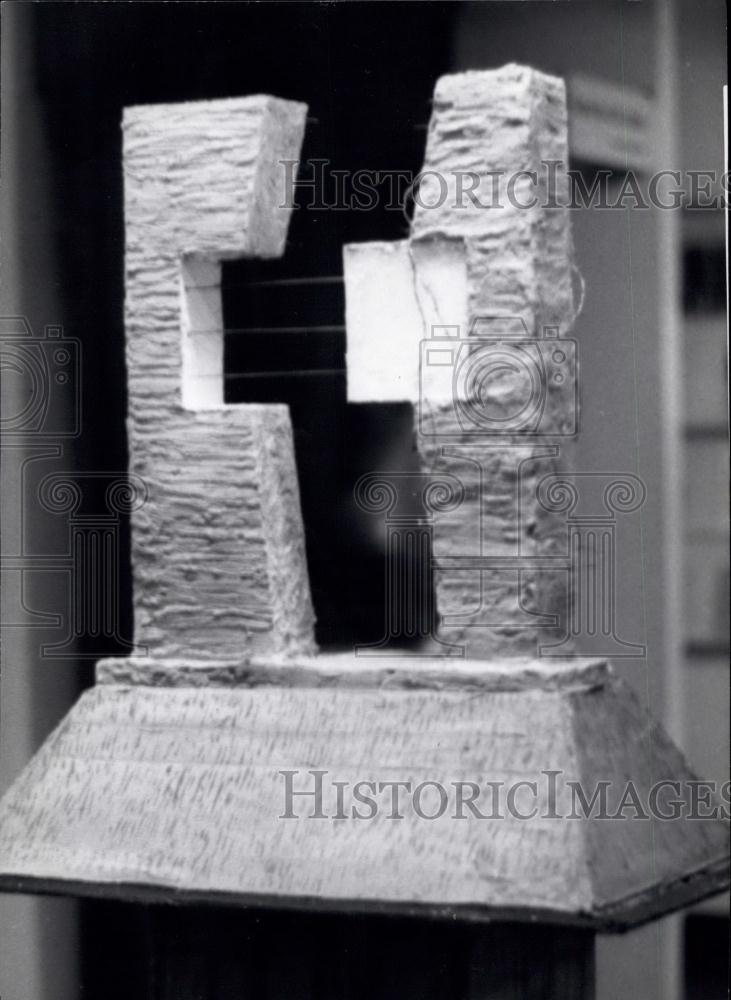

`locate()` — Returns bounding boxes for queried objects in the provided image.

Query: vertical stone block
[344,66,575,657]
[123,96,316,660]
[412,64,573,331]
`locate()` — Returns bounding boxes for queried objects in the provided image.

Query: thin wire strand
[226,368,344,380]
[223,326,345,336]
[223,276,344,290]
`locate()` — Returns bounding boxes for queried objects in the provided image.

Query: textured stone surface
[97,652,610,692]
[344,66,575,657]
[0,660,726,928]
[421,438,570,658]
[123,96,316,659]
[0,77,727,963]
[412,65,573,329]
[131,405,315,659]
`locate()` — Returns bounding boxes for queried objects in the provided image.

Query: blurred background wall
[1,2,727,999]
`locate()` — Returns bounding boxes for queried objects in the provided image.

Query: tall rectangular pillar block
[123,97,316,660]
[345,66,576,657]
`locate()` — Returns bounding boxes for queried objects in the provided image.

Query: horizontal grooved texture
[413,65,573,330]
[124,96,316,659]
[421,433,569,658]
[417,68,575,658]
[343,66,576,656]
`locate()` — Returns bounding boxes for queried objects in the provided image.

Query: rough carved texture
[420,436,570,659]
[97,652,610,692]
[0,660,726,928]
[124,96,316,659]
[345,66,575,657]
[412,65,573,330]
[132,405,315,659]
[123,96,306,261]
